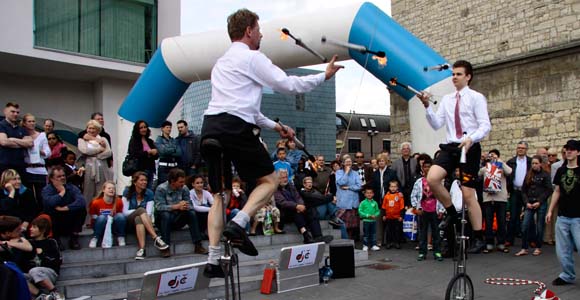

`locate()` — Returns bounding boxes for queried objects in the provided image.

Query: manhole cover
[367,263,396,270]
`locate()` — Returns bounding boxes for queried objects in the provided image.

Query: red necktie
[455,92,463,138]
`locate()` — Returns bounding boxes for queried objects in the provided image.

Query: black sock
[445,205,458,217]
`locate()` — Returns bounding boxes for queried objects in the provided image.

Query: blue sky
[181,0,392,115]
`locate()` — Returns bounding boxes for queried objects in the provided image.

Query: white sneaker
[362,245,369,251]
[371,245,381,251]
[117,236,126,247]
[89,237,98,248]
[135,248,146,260]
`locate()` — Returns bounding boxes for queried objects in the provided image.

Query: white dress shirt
[425,86,491,143]
[514,156,528,188]
[205,42,326,129]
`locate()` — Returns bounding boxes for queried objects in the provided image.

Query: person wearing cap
[546,139,580,286]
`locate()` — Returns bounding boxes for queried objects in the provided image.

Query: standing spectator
[78,120,112,221]
[294,157,317,190]
[285,139,305,174]
[175,120,201,176]
[127,120,158,189]
[546,146,566,246]
[370,158,379,172]
[41,166,86,250]
[382,181,405,249]
[392,142,417,207]
[43,119,54,135]
[270,139,287,161]
[352,151,373,186]
[188,175,213,236]
[88,181,126,248]
[26,217,64,300]
[479,149,512,253]
[78,113,113,168]
[411,158,445,261]
[358,186,381,251]
[21,113,50,211]
[327,160,341,198]
[155,121,181,186]
[0,169,38,231]
[506,141,532,247]
[0,102,33,177]
[154,168,207,257]
[44,132,67,168]
[372,153,398,246]
[335,156,362,240]
[63,151,84,191]
[122,171,168,260]
[273,148,293,182]
[546,139,580,286]
[312,155,332,194]
[515,155,552,257]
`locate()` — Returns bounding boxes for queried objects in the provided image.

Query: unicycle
[201,138,241,300]
[445,142,474,300]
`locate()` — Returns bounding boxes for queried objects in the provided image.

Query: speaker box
[329,239,355,278]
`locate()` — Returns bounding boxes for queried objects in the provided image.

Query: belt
[159,162,178,167]
[27,163,45,168]
[513,186,522,191]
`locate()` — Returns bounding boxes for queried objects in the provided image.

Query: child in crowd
[411,159,445,261]
[227,177,247,221]
[63,151,84,191]
[89,181,126,248]
[251,195,283,236]
[0,216,34,271]
[382,180,405,249]
[358,186,381,251]
[27,217,64,300]
[273,148,294,183]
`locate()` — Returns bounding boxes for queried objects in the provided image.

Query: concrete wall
[391,0,580,158]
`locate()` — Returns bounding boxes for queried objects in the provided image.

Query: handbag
[122,155,139,176]
[402,208,418,241]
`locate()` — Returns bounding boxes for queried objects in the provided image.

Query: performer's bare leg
[462,186,482,231]
[426,165,452,207]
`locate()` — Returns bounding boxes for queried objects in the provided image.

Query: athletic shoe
[328,217,343,227]
[371,245,381,251]
[135,248,146,260]
[467,239,485,254]
[223,221,258,256]
[89,237,98,248]
[117,237,126,247]
[362,245,369,251]
[154,236,169,250]
[434,252,444,261]
[203,263,225,278]
[49,290,65,300]
[552,277,572,286]
[417,253,426,261]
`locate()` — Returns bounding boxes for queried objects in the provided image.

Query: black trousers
[384,218,403,244]
[49,209,86,237]
[281,207,322,237]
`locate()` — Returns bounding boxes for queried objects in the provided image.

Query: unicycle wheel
[445,273,474,300]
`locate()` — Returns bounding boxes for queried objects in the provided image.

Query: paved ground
[241,242,580,300]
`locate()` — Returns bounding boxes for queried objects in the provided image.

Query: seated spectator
[26,217,64,300]
[122,171,169,260]
[88,181,126,248]
[251,195,282,236]
[63,151,84,191]
[44,132,67,168]
[77,119,112,222]
[41,166,86,250]
[127,120,158,189]
[155,168,207,257]
[227,177,247,221]
[300,176,346,239]
[274,169,328,244]
[155,121,181,185]
[0,169,38,231]
[0,216,34,272]
[188,175,213,236]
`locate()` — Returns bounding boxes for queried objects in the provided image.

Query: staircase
[56,222,368,299]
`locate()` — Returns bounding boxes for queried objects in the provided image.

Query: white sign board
[156,267,199,297]
[287,243,319,269]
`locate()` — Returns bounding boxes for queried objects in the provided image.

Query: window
[359,118,367,128]
[296,127,306,145]
[369,118,376,128]
[296,94,305,111]
[348,138,362,153]
[382,140,391,153]
[34,0,158,63]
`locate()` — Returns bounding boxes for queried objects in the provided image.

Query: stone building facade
[391,0,580,158]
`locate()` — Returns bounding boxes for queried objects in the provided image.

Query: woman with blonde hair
[0,169,38,231]
[122,171,168,260]
[78,119,112,223]
[21,113,50,210]
[88,181,126,248]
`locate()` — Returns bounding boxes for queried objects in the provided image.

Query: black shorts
[201,113,274,182]
[433,142,481,188]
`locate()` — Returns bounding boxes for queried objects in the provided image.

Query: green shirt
[358,198,380,222]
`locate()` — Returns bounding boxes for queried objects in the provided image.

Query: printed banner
[288,243,319,269]
[157,267,199,297]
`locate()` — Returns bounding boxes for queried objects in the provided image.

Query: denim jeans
[93,214,127,239]
[363,221,377,247]
[157,210,202,245]
[317,202,348,238]
[419,212,441,254]
[521,202,547,249]
[507,190,524,244]
[555,216,580,282]
[483,201,507,245]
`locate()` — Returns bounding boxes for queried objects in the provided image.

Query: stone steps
[56,221,364,299]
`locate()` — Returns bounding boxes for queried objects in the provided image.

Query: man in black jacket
[176,120,201,176]
[506,141,532,246]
